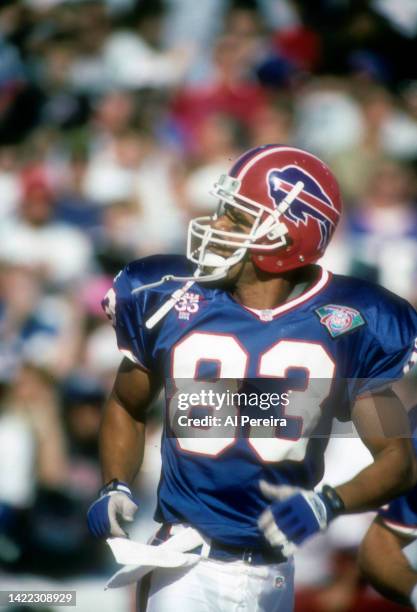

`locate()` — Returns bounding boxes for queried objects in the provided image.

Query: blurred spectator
[163,0,225,84]
[84,318,123,385]
[294,78,365,158]
[183,112,245,215]
[346,159,417,303]
[248,101,293,148]
[0,364,68,568]
[0,379,36,513]
[359,85,417,161]
[0,166,93,287]
[83,128,149,205]
[0,364,114,580]
[8,365,68,489]
[102,0,192,90]
[0,262,84,380]
[372,0,417,39]
[60,373,105,492]
[171,27,269,146]
[88,90,137,152]
[304,1,417,87]
[272,19,321,74]
[67,2,110,96]
[36,33,91,130]
[402,80,417,122]
[297,81,417,201]
[0,146,21,221]
[54,153,102,239]
[76,274,122,385]
[0,2,42,145]
[93,201,140,274]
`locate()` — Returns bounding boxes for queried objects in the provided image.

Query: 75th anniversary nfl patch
[315,304,365,338]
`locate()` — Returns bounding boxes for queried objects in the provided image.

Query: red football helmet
[187,144,342,275]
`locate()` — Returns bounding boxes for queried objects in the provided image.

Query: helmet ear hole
[266,222,288,241]
[266,228,279,240]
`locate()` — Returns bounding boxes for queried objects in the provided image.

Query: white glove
[258,481,342,557]
[87,479,138,538]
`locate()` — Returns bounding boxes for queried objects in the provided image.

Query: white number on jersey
[168,332,335,462]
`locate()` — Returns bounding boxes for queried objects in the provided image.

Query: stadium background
[0,0,417,610]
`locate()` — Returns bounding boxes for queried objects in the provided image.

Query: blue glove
[258,481,344,557]
[87,479,138,539]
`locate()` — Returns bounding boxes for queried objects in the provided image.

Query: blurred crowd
[0,0,417,610]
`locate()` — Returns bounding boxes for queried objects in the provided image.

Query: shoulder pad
[122,255,194,294]
[102,254,195,330]
[329,274,417,350]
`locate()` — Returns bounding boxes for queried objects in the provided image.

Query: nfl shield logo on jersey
[315,304,365,338]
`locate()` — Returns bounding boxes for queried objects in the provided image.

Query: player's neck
[232,264,318,310]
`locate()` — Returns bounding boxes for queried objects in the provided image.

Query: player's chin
[200,248,248,287]
[218,262,248,288]
[201,267,232,288]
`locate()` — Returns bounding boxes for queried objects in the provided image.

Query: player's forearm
[359,520,417,605]
[99,392,146,485]
[335,439,417,513]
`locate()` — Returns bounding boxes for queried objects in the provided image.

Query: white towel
[106,526,204,588]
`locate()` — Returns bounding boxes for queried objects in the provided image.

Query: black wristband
[99,479,131,497]
[320,485,345,518]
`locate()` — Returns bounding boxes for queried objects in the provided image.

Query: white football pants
[140,555,294,612]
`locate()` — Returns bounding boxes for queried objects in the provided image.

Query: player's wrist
[318,485,346,522]
[99,478,132,497]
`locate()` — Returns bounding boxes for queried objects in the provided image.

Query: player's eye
[224,205,251,228]
[225,206,238,222]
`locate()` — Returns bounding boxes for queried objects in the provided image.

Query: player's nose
[211,214,233,232]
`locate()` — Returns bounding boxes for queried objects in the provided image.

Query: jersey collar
[239,267,331,321]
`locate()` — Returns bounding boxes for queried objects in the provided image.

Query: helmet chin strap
[196,247,247,281]
[137,181,304,329]
[134,249,247,330]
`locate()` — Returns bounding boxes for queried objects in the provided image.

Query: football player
[359,405,417,609]
[87,145,417,612]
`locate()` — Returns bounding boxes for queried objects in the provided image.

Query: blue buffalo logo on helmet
[267,167,340,250]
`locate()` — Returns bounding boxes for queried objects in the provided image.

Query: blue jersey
[103,255,417,547]
[379,406,417,537]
